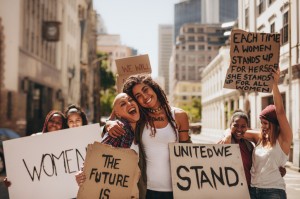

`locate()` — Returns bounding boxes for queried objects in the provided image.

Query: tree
[96,52,116,117]
[181,97,202,123]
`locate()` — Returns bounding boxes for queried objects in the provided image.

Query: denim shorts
[249,186,287,199]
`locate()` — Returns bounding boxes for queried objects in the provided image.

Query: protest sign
[169,143,250,199]
[115,54,152,92]
[3,124,102,199]
[223,29,280,93]
[77,142,139,199]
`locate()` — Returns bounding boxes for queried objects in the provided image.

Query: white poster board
[169,143,250,199]
[3,124,102,199]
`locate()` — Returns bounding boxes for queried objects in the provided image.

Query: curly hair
[65,104,88,126]
[122,74,177,138]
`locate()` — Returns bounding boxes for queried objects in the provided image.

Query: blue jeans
[250,187,287,199]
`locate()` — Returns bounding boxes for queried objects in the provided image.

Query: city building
[169,23,228,107]
[0,0,98,135]
[77,0,98,122]
[174,0,238,43]
[96,34,136,74]
[202,0,300,167]
[158,24,173,95]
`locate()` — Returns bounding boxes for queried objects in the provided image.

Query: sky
[93,0,180,77]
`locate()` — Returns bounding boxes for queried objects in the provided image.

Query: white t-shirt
[250,140,288,190]
[142,122,177,191]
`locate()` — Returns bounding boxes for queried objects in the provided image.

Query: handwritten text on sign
[169,143,250,199]
[115,54,152,92]
[223,29,280,93]
[3,124,102,199]
[77,142,139,199]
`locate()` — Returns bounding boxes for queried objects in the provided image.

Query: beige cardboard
[169,143,250,199]
[223,29,280,93]
[77,142,140,199]
[115,54,152,92]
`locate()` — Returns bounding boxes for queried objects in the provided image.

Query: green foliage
[100,66,115,91]
[96,52,117,116]
[100,88,116,116]
[181,97,202,122]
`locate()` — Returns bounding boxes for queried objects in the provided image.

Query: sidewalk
[285,161,300,172]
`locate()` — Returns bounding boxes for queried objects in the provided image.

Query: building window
[198,45,205,50]
[268,0,275,6]
[270,22,275,33]
[281,11,289,45]
[188,36,195,41]
[188,45,195,51]
[258,0,266,15]
[187,27,194,33]
[198,36,204,41]
[245,7,249,29]
[197,28,203,33]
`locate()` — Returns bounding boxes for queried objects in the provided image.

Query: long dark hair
[122,74,177,138]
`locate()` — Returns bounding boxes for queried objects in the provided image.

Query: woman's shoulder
[171,107,188,122]
[171,106,186,114]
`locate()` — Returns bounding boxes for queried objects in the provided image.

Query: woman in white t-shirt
[245,68,292,199]
[105,74,191,199]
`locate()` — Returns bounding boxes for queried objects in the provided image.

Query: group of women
[76,67,292,199]
[5,66,293,199]
[3,104,88,187]
[219,68,292,199]
[41,104,88,134]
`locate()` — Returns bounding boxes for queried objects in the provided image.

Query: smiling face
[132,83,160,109]
[113,93,140,122]
[47,114,63,132]
[67,113,83,128]
[260,118,271,140]
[230,117,248,140]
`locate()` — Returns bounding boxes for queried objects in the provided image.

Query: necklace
[148,106,162,113]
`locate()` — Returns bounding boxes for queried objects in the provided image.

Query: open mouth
[128,107,137,115]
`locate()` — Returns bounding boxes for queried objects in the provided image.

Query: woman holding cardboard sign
[247,68,292,199]
[222,69,292,198]
[75,93,141,198]
[105,74,190,199]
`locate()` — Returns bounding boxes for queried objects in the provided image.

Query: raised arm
[273,69,293,155]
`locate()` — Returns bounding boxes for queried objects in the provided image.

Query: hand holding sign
[224,29,280,93]
[77,142,140,199]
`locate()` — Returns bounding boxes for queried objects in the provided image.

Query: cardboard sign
[77,142,139,199]
[115,54,152,92]
[169,143,250,199]
[3,124,102,199]
[224,29,280,93]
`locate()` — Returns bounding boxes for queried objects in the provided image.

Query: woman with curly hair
[105,74,190,199]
